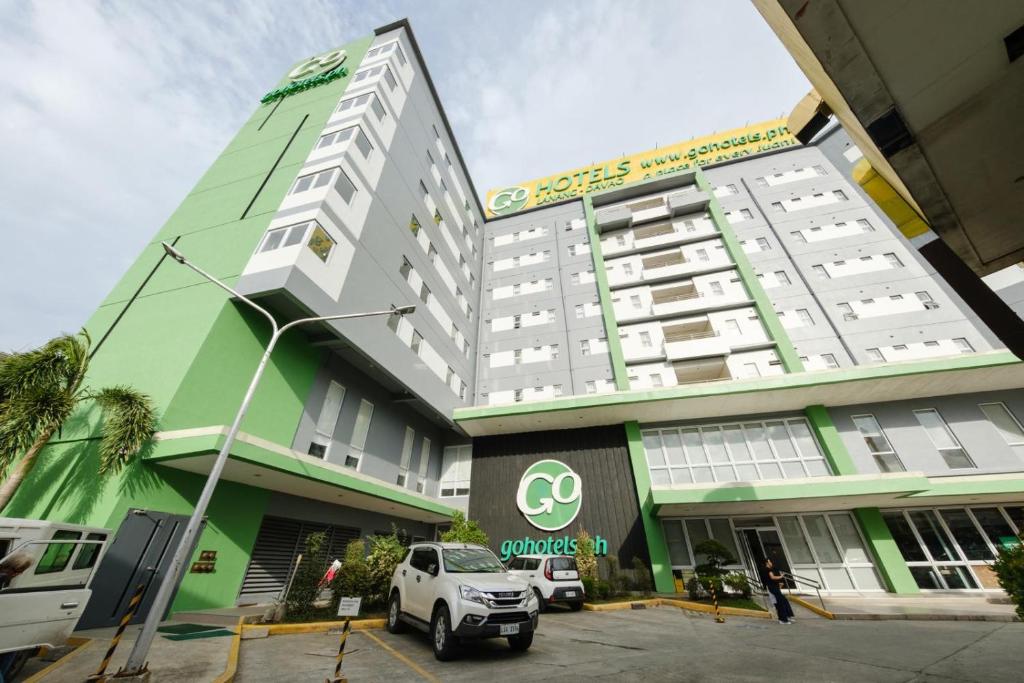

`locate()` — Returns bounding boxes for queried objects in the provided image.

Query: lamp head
[162,242,186,264]
[392,304,416,316]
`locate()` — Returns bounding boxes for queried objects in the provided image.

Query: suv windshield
[442,548,505,573]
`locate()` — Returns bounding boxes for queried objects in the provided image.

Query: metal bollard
[87,582,147,681]
[325,617,351,683]
[708,580,725,624]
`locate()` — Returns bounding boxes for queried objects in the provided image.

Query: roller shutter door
[238,516,360,602]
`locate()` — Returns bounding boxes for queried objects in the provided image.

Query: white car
[506,554,585,612]
[1,518,109,679]
[386,542,539,660]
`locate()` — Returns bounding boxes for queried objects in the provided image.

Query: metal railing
[651,289,701,304]
[781,570,827,614]
[664,329,718,343]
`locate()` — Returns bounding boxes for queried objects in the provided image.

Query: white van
[0,518,110,677]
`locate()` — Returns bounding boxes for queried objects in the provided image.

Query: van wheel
[533,588,547,613]
[508,632,534,651]
[431,604,458,661]
[6,648,38,679]
[569,601,584,611]
[387,592,405,633]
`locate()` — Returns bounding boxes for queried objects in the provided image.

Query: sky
[0,0,810,352]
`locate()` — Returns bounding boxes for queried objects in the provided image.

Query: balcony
[663,321,724,360]
[594,205,632,232]
[673,357,732,385]
[667,188,710,216]
[650,283,706,317]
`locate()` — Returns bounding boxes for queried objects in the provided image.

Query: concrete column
[624,421,675,593]
[854,508,920,594]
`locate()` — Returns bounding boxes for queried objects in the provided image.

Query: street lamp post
[122,242,414,676]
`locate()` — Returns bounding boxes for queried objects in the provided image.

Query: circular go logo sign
[516,459,582,531]
[288,49,348,81]
[488,186,529,216]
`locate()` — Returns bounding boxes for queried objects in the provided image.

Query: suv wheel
[431,604,458,661]
[533,588,547,613]
[569,601,584,611]
[508,631,534,651]
[387,592,405,633]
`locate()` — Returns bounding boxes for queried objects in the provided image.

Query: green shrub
[575,529,598,580]
[595,579,612,600]
[605,555,629,596]
[993,539,1024,621]
[366,531,406,609]
[330,539,372,614]
[631,557,653,596]
[685,577,702,600]
[581,575,596,600]
[723,572,751,599]
[440,511,489,546]
[286,532,328,622]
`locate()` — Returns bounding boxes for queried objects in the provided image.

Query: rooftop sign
[485,118,798,217]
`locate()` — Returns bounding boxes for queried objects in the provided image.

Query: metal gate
[237,516,359,603]
[78,509,199,630]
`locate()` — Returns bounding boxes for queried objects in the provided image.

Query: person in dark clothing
[761,558,795,624]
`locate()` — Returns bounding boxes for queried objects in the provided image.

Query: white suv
[506,555,585,612]
[386,542,539,660]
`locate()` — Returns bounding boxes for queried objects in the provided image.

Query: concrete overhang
[454,352,1024,437]
[651,472,1024,517]
[146,426,457,523]
[652,472,930,517]
[754,0,1024,275]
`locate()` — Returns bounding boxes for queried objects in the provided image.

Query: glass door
[737,527,794,588]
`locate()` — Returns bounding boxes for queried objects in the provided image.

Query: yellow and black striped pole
[326,617,351,683]
[88,582,147,681]
[707,579,725,624]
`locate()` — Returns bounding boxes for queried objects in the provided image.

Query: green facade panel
[583,196,630,390]
[624,421,675,593]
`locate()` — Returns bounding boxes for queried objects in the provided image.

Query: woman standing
[761,558,795,624]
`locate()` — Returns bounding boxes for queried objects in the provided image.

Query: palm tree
[0,330,157,511]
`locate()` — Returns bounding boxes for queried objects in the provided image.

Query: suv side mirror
[427,563,439,576]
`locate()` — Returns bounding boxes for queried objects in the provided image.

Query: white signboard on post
[337,597,362,617]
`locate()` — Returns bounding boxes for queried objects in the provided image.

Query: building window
[289,168,334,195]
[623,263,634,276]
[345,399,374,469]
[260,222,308,253]
[580,340,591,356]
[514,389,523,402]
[852,414,904,472]
[775,271,791,286]
[440,445,471,497]
[650,374,663,387]
[884,253,903,268]
[415,437,431,493]
[306,225,335,262]
[790,231,807,244]
[756,237,770,251]
[396,426,415,487]
[630,294,642,308]
[979,403,1024,447]
[833,190,848,201]
[317,126,355,149]
[797,309,814,326]
[640,331,652,348]
[811,265,829,279]
[953,338,974,353]
[866,347,884,362]
[585,380,597,394]
[914,409,975,469]
[411,331,423,354]
[308,381,346,459]
[821,353,839,369]
[641,418,830,485]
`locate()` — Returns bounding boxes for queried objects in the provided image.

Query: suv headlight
[459,585,488,606]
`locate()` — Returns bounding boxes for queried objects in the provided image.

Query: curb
[832,612,1019,622]
[242,618,386,635]
[22,637,93,683]
[212,616,245,683]
[788,595,835,620]
[583,597,770,619]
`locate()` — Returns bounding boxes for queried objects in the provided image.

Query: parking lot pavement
[236,605,1024,682]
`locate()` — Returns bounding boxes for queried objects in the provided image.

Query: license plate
[499,623,520,636]
[565,591,577,597]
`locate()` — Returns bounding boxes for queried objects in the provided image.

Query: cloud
[0,0,808,351]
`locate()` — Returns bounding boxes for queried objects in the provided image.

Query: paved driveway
[236,605,1022,682]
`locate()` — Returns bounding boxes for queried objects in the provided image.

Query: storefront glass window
[828,514,871,563]
[1004,506,1024,533]
[662,521,691,566]
[777,516,814,564]
[766,422,796,459]
[803,515,842,564]
[789,420,823,458]
[908,511,959,562]
[909,566,942,589]
[708,519,739,560]
[971,508,1017,551]
[882,511,927,562]
[686,520,711,564]
[939,510,993,560]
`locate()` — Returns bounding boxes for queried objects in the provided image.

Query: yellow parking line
[360,630,440,683]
